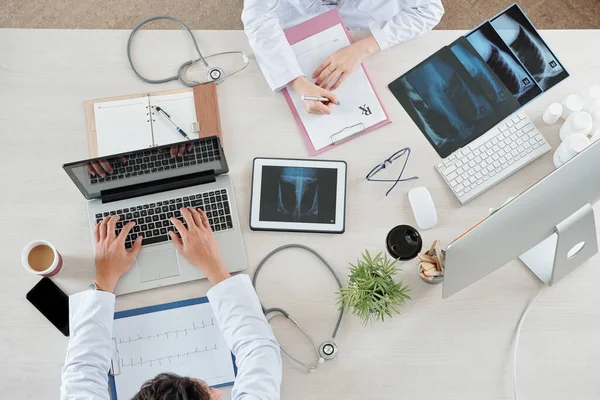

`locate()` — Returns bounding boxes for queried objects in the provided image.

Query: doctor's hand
[313,36,380,90]
[289,76,339,115]
[169,207,231,286]
[94,216,143,292]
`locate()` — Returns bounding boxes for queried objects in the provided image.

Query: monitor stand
[519,204,598,285]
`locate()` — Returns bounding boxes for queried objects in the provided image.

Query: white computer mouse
[408,187,438,230]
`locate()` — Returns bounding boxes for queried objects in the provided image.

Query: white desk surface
[1,28,600,400]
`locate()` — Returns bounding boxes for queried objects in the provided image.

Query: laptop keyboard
[95,189,233,249]
[90,138,221,184]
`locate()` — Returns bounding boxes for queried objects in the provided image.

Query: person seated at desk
[242,0,445,115]
[60,208,282,400]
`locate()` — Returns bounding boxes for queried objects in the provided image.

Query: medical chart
[286,23,387,151]
[111,300,235,399]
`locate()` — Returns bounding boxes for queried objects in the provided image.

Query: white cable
[513,286,544,400]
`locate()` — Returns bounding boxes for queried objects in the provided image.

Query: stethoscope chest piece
[208,67,224,84]
[319,341,338,360]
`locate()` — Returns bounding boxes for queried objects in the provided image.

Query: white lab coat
[242,0,445,91]
[60,275,282,400]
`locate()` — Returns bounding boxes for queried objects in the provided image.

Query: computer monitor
[443,140,600,298]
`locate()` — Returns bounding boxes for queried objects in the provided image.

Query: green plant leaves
[337,250,411,325]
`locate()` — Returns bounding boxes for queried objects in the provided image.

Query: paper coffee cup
[21,240,63,277]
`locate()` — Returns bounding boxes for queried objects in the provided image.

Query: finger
[168,231,183,250]
[119,221,136,242]
[178,144,185,158]
[170,217,188,236]
[319,88,339,106]
[170,145,178,158]
[190,208,204,228]
[315,66,334,87]
[119,156,127,165]
[87,164,96,176]
[313,59,331,80]
[107,215,120,239]
[331,72,349,90]
[321,70,341,90]
[99,217,110,239]
[310,102,332,115]
[94,221,100,242]
[186,144,193,153]
[129,236,143,258]
[91,161,106,177]
[180,208,196,229]
[99,159,113,174]
[197,208,212,231]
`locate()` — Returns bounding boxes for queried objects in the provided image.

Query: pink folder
[282,9,391,155]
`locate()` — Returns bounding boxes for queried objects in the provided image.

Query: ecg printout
[112,301,235,399]
[287,23,387,151]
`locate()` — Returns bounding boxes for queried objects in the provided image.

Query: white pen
[301,95,341,105]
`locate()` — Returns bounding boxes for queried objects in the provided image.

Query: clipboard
[281,9,391,155]
[85,84,223,158]
[108,296,237,400]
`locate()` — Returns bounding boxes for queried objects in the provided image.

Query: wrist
[358,36,380,57]
[206,264,231,286]
[289,75,307,91]
[94,273,119,293]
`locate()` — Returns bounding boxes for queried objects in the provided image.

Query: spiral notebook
[85,85,223,157]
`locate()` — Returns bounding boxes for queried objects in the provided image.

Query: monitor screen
[63,137,227,199]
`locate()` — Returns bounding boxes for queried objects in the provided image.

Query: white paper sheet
[287,24,387,151]
[151,92,199,146]
[94,97,152,156]
[112,301,235,399]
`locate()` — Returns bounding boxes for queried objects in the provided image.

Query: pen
[301,95,341,105]
[154,106,190,140]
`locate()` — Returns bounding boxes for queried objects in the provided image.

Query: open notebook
[93,91,197,156]
[85,84,223,158]
[282,10,390,155]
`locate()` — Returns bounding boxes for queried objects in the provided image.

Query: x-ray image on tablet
[250,158,346,233]
[467,22,542,105]
[490,4,568,91]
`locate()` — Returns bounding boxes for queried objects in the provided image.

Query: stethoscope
[127,16,249,87]
[252,244,344,372]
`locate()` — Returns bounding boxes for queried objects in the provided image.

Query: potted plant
[338,250,411,325]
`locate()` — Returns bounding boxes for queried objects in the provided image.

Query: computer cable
[512,286,544,400]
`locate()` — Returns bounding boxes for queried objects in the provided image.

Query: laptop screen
[63,137,227,200]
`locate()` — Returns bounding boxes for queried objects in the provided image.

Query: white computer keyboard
[436,111,551,204]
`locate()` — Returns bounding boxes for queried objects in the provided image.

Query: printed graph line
[117,318,215,344]
[120,344,219,368]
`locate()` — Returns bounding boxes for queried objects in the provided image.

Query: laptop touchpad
[136,247,181,283]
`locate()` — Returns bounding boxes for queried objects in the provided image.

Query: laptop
[63,136,247,295]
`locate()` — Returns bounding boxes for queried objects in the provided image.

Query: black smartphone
[26,278,70,336]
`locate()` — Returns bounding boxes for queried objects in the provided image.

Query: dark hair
[133,373,211,400]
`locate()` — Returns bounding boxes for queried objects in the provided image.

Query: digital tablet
[250,158,347,233]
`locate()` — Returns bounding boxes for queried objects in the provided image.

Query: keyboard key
[221,224,228,231]
[142,236,167,246]
[153,229,160,237]
[152,215,159,222]
[95,213,102,219]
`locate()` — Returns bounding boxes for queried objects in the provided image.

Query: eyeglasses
[366,147,418,196]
